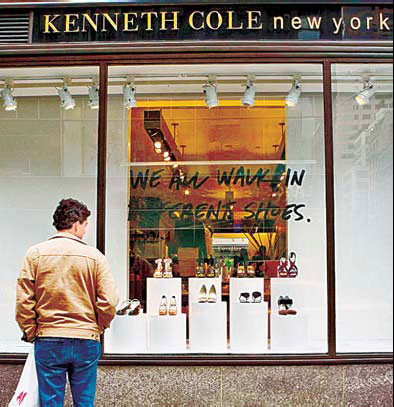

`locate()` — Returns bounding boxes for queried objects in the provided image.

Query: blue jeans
[34,338,101,407]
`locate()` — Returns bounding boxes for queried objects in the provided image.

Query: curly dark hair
[53,199,91,231]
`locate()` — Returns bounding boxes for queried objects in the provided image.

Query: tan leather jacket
[16,232,119,342]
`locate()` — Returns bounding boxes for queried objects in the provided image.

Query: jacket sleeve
[96,253,119,331]
[16,248,39,342]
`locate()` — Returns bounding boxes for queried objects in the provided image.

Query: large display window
[332,63,393,353]
[0,66,99,353]
[105,64,328,354]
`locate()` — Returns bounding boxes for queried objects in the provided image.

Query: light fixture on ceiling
[1,81,17,112]
[242,76,256,108]
[203,76,218,109]
[124,79,137,109]
[57,79,76,110]
[354,79,375,106]
[285,78,302,108]
[88,79,99,110]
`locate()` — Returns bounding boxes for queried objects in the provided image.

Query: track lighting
[285,79,302,108]
[203,77,218,109]
[242,77,256,108]
[354,80,375,106]
[88,81,99,110]
[124,83,137,109]
[1,81,17,112]
[57,81,75,110]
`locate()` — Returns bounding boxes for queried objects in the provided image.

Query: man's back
[17,232,118,342]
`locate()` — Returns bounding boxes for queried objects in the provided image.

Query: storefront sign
[32,5,393,42]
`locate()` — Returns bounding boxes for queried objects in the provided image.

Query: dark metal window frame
[0,49,392,366]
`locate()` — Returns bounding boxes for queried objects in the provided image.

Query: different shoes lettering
[277,252,299,278]
[278,296,297,316]
[239,291,262,303]
[159,295,178,316]
[198,284,217,303]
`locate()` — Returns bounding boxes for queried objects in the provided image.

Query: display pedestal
[147,278,182,316]
[148,315,187,353]
[107,314,147,353]
[271,314,309,353]
[189,303,227,353]
[231,303,268,353]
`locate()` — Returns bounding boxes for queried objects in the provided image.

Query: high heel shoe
[163,258,173,278]
[208,285,217,303]
[154,259,164,278]
[239,292,251,303]
[278,296,288,315]
[159,295,168,316]
[169,296,178,316]
[198,285,208,303]
[252,291,262,303]
[237,265,246,278]
[247,265,256,278]
[288,252,299,278]
[127,299,142,316]
[196,262,206,278]
[116,300,133,316]
[285,296,297,315]
[277,258,289,278]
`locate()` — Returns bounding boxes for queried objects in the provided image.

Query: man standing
[16,198,119,407]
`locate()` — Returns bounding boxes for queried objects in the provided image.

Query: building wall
[0,364,392,406]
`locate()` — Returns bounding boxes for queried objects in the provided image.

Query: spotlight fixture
[203,77,218,109]
[285,79,302,108]
[57,81,76,110]
[354,79,375,106]
[1,81,17,112]
[88,80,99,110]
[124,83,137,109]
[242,76,256,108]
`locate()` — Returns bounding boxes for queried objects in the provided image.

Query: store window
[105,64,328,355]
[0,66,99,353]
[333,64,394,353]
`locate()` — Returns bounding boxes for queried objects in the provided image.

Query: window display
[105,63,328,354]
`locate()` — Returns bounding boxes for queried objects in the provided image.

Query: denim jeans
[34,337,101,407]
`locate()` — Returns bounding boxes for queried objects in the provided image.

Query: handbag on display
[9,348,40,407]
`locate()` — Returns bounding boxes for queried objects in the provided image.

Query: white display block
[107,314,147,354]
[229,278,265,305]
[270,278,309,353]
[147,278,182,316]
[148,314,187,353]
[189,303,228,353]
[231,302,268,353]
[189,278,222,305]
[271,314,309,353]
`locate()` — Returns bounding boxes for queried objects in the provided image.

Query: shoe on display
[159,295,168,316]
[278,296,288,315]
[288,252,299,278]
[154,259,164,278]
[127,299,142,316]
[208,285,217,303]
[237,265,246,278]
[116,300,133,316]
[247,265,256,278]
[169,296,178,316]
[198,285,208,303]
[163,258,173,278]
[252,291,262,303]
[277,257,289,278]
[196,263,206,278]
[285,296,297,315]
[239,292,251,303]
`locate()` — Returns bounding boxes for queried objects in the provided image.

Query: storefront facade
[0,0,393,404]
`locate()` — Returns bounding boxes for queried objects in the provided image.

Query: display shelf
[146,278,182,316]
[188,278,222,305]
[148,314,187,353]
[230,302,268,353]
[271,313,309,353]
[189,302,228,353]
[107,314,148,354]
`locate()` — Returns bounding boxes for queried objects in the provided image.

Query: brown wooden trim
[323,60,336,358]
[96,62,108,254]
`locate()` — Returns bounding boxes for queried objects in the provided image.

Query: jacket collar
[50,232,87,245]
